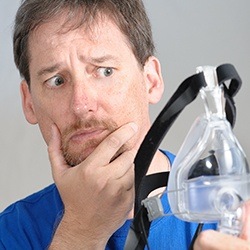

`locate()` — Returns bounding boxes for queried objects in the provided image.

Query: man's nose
[70,82,98,116]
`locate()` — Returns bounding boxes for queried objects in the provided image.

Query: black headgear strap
[124,64,242,250]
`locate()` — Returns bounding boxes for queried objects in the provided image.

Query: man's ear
[20,80,38,124]
[143,56,164,104]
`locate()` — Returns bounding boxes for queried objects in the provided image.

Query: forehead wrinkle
[77,53,120,64]
[29,14,138,81]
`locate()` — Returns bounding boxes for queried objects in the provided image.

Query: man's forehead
[27,13,135,70]
[30,12,123,44]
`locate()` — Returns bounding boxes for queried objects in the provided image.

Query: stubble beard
[61,118,128,166]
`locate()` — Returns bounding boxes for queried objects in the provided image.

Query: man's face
[22,14,162,166]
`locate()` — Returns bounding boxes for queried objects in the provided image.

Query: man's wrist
[49,213,107,249]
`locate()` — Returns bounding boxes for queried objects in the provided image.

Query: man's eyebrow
[37,63,62,78]
[36,55,119,78]
[87,55,120,64]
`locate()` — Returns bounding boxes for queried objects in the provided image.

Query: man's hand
[194,200,250,250]
[48,122,138,249]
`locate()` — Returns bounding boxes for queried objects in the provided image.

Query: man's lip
[69,128,107,142]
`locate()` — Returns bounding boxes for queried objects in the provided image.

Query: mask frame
[125,63,242,250]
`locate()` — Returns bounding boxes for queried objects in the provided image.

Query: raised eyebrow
[36,63,62,78]
[89,55,119,64]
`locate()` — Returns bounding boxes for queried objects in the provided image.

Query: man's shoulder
[0,184,63,248]
[0,183,62,223]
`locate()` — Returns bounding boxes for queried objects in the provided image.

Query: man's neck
[128,150,170,219]
[147,149,170,175]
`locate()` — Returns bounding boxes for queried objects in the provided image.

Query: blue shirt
[0,151,216,249]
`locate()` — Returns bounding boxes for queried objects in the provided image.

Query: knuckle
[107,135,121,148]
[96,175,109,191]
[81,163,99,181]
[122,151,136,164]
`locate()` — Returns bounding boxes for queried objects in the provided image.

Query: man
[0,0,249,249]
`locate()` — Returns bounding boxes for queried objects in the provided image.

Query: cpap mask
[125,64,250,250]
[167,66,250,235]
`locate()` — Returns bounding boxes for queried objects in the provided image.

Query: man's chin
[63,147,95,167]
[64,145,129,167]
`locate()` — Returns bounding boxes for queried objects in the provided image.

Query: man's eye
[46,75,65,87]
[97,67,114,77]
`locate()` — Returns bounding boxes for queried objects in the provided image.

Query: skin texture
[21,15,164,165]
[20,11,250,250]
[21,14,167,248]
[194,201,250,249]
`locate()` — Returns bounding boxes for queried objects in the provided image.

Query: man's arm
[48,123,138,249]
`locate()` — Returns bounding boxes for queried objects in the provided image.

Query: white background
[1,0,249,211]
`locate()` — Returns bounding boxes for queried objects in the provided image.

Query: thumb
[48,124,69,182]
[240,200,250,241]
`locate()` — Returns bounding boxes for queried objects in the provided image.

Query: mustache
[61,118,118,140]
[60,118,119,166]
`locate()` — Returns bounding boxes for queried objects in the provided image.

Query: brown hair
[13,0,155,85]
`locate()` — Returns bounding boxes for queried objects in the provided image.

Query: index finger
[86,122,138,166]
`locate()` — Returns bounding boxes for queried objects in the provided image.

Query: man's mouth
[60,119,119,166]
[69,128,107,144]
